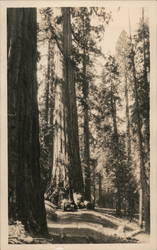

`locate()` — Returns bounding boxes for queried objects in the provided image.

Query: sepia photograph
[0,1,157,249]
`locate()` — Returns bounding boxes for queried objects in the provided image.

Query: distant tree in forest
[101,55,130,216]
[116,30,138,219]
[90,54,134,216]
[71,7,111,202]
[8,8,47,234]
[37,32,56,191]
[127,11,150,231]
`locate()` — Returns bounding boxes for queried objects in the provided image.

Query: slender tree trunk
[110,83,122,217]
[48,41,56,178]
[129,25,149,230]
[82,47,91,201]
[42,39,55,190]
[142,8,150,232]
[8,8,47,234]
[142,8,150,156]
[124,72,136,220]
[98,173,102,206]
[93,162,96,206]
[45,39,51,125]
[124,74,132,163]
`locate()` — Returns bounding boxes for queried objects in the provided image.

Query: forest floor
[47,208,149,243]
[8,207,150,244]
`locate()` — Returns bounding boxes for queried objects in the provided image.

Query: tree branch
[71,28,84,49]
[49,25,64,56]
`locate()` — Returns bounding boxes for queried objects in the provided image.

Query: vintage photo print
[0,1,157,250]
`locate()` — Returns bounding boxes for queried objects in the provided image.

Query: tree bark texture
[43,39,55,188]
[110,83,122,217]
[124,74,132,164]
[50,47,70,197]
[8,8,47,234]
[141,9,150,232]
[82,15,91,201]
[62,8,84,195]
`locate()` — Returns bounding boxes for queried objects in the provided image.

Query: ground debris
[8,221,33,244]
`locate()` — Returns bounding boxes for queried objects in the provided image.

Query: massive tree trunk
[46,46,70,205]
[8,8,47,234]
[62,7,84,196]
[46,8,84,203]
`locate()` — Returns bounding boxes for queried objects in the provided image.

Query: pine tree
[100,55,129,216]
[71,7,111,201]
[128,11,150,231]
[38,37,55,191]
[116,30,137,219]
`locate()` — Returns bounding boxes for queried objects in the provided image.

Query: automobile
[63,201,77,212]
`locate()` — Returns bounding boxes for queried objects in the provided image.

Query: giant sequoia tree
[62,7,84,196]
[45,8,84,204]
[8,8,47,234]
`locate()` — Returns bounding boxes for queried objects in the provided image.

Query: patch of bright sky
[94,7,149,131]
[90,6,149,80]
[100,7,148,55]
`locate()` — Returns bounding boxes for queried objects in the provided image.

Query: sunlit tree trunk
[46,8,84,204]
[132,56,145,229]
[8,8,47,234]
[45,45,70,204]
[41,39,55,191]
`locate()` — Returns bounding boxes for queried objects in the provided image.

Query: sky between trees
[101,7,149,54]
